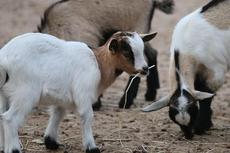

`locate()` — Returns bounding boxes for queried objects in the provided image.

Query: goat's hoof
[92,101,102,111]
[86,148,101,153]
[44,136,59,150]
[12,149,20,153]
[184,133,193,139]
[194,128,205,135]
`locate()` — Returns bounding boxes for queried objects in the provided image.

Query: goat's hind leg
[2,90,39,153]
[0,93,8,152]
[44,106,66,150]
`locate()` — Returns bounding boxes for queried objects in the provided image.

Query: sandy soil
[0,0,230,153]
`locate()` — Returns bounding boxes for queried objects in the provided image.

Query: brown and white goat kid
[0,31,156,153]
[37,0,175,109]
[143,0,230,139]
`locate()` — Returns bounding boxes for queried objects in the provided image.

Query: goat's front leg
[78,104,100,153]
[144,44,160,101]
[44,106,66,150]
[194,97,213,134]
[194,75,214,134]
[118,76,140,109]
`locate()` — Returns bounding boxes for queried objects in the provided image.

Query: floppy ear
[140,32,157,42]
[193,90,215,100]
[142,95,170,112]
[108,39,119,54]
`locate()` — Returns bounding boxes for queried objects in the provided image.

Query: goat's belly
[40,89,74,109]
[39,96,75,110]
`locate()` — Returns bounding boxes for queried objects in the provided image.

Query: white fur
[171,8,230,91]
[128,32,147,70]
[168,6,230,126]
[0,33,101,153]
[175,112,191,126]
[174,95,190,125]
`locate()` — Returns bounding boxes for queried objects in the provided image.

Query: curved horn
[142,96,170,112]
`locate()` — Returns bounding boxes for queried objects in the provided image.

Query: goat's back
[39,0,153,47]
[0,33,100,104]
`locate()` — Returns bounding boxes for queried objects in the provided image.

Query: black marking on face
[201,0,226,13]
[120,40,135,65]
[169,88,198,138]
[182,89,196,102]
[169,105,179,122]
[37,0,69,32]
[168,87,181,123]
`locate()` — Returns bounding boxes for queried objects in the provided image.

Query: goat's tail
[0,66,7,88]
[155,0,174,14]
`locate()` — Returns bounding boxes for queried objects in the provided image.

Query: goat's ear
[193,90,215,100]
[140,32,157,42]
[108,39,119,54]
[142,95,170,112]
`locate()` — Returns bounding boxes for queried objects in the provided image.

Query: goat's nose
[143,66,149,72]
[141,66,149,75]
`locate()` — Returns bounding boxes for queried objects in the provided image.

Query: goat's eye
[121,41,134,59]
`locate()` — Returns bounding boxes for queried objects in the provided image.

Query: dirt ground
[0,0,230,153]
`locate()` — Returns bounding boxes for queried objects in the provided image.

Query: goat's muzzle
[139,66,149,75]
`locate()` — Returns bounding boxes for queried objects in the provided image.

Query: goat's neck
[169,54,197,93]
[93,47,122,93]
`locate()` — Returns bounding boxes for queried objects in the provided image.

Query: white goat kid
[0,31,156,153]
[143,0,230,139]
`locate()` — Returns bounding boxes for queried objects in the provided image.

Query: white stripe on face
[175,111,190,126]
[127,32,147,70]
[175,94,190,126]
